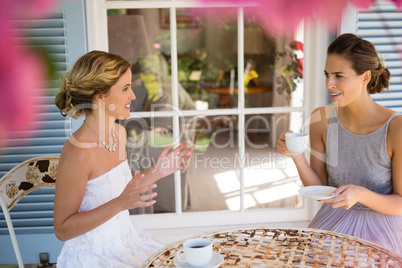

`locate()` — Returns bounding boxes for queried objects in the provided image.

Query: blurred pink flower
[391,0,402,7]
[8,0,60,18]
[0,0,63,145]
[351,0,376,9]
[0,42,46,141]
[199,0,393,35]
[154,43,162,50]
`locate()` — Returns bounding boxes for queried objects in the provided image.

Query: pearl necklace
[102,134,117,152]
[83,120,117,152]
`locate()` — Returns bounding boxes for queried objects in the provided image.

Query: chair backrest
[0,156,59,267]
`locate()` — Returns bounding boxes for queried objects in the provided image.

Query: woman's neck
[336,97,387,134]
[84,112,116,142]
[336,92,375,121]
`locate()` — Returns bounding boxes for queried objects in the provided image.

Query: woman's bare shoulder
[58,135,93,175]
[309,106,335,147]
[310,106,334,126]
[388,113,402,138]
[62,138,90,159]
[387,113,402,162]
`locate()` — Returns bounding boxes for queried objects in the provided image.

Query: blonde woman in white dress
[54,50,193,267]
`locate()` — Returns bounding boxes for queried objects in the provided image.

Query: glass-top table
[142,227,402,267]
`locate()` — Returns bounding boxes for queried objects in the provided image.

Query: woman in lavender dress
[277,33,402,255]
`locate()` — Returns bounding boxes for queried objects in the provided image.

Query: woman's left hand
[154,141,194,177]
[321,184,364,210]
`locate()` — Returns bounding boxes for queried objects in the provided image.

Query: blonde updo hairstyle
[327,33,391,94]
[55,50,131,119]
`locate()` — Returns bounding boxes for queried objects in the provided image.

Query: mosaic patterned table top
[142,227,402,267]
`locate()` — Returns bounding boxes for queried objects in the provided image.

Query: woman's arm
[323,115,402,216]
[277,107,329,186]
[53,142,156,241]
[306,107,330,185]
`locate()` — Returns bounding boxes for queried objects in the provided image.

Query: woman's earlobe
[94,93,104,102]
[363,71,371,83]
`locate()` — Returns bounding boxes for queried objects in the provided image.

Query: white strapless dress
[57,160,163,267]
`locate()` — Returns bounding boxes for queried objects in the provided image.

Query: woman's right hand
[116,170,158,211]
[276,130,295,157]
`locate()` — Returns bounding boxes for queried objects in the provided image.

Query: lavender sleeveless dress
[57,160,163,267]
[308,109,402,256]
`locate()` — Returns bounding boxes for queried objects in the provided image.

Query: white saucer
[299,186,338,200]
[174,251,224,268]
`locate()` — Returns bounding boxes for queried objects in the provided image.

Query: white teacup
[285,132,309,154]
[176,238,212,267]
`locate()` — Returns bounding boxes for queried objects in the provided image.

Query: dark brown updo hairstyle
[55,50,131,118]
[327,33,391,94]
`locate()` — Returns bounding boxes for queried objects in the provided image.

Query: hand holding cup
[285,132,309,154]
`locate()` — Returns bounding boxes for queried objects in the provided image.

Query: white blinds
[357,1,402,112]
[0,12,69,235]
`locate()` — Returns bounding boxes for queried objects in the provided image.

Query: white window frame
[340,2,358,34]
[85,0,329,230]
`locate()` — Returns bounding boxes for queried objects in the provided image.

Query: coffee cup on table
[285,132,309,154]
[176,238,213,266]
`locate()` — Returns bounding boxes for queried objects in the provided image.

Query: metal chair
[0,156,59,267]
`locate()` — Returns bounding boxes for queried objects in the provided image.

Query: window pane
[108,9,175,112]
[183,114,241,211]
[171,7,304,110]
[244,112,305,210]
[243,12,304,109]
[107,8,304,112]
[124,115,181,214]
[107,7,307,216]
[173,8,238,110]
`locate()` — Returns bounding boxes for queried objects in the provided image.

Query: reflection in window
[108,8,196,112]
[182,115,241,211]
[172,8,304,110]
[123,115,182,214]
[180,112,304,212]
[244,112,305,210]
[107,8,306,214]
[107,8,303,112]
